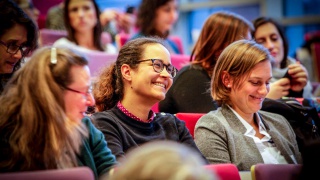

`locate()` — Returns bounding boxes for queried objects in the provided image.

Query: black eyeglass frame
[137,59,177,78]
[0,40,30,57]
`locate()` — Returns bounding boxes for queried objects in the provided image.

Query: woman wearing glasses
[0,0,38,94]
[0,47,116,178]
[91,37,205,161]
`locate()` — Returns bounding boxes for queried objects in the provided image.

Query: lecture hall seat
[0,167,94,180]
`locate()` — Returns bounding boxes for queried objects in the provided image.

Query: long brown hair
[191,11,253,77]
[0,47,88,171]
[64,0,104,51]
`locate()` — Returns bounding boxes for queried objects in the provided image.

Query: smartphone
[283,70,292,80]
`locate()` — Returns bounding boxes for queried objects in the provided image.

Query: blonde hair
[0,47,88,170]
[211,39,272,106]
[109,141,216,180]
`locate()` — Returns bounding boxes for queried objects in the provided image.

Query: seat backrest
[115,34,184,54]
[85,51,118,77]
[39,29,112,47]
[175,113,204,138]
[0,167,94,180]
[39,29,67,46]
[311,43,320,82]
[251,163,302,180]
[171,54,190,70]
[204,164,241,180]
[115,33,131,49]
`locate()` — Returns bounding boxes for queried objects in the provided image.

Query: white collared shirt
[228,106,288,164]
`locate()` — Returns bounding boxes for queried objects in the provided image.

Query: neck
[74,31,97,50]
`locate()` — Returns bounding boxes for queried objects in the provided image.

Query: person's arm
[83,117,117,177]
[93,112,125,160]
[194,114,231,164]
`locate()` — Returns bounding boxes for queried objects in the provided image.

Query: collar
[117,101,155,123]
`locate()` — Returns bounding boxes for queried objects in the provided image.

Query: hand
[266,78,291,99]
[116,13,136,34]
[100,9,118,26]
[287,62,308,92]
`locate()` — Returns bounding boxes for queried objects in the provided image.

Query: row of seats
[38,29,190,78]
[0,163,302,180]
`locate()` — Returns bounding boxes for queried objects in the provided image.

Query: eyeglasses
[137,59,177,78]
[0,41,30,56]
[64,86,92,99]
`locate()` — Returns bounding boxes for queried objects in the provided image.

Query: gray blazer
[194,105,302,171]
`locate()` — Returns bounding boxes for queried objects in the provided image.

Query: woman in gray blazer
[195,40,302,171]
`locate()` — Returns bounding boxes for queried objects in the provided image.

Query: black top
[92,105,207,162]
[159,64,218,114]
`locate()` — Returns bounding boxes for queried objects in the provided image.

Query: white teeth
[154,82,166,88]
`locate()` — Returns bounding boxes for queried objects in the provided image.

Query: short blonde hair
[211,39,272,106]
[108,141,216,180]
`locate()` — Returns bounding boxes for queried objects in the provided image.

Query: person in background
[108,141,216,180]
[252,17,313,99]
[159,11,253,114]
[0,47,116,179]
[91,37,205,161]
[53,0,117,54]
[46,2,135,43]
[195,40,301,171]
[130,0,181,54]
[12,0,40,26]
[45,2,65,30]
[0,0,38,94]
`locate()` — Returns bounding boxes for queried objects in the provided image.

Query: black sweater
[92,105,206,162]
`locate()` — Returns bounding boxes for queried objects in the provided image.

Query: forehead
[255,22,280,38]
[141,43,171,64]
[69,65,91,86]
[248,60,272,77]
[1,24,27,43]
[69,0,94,7]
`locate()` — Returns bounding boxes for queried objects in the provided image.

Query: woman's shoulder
[104,43,118,54]
[53,37,72,47]
[196,108,225,127]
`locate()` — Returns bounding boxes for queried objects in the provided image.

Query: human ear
[121,64,132,81]
[222,71,232,88]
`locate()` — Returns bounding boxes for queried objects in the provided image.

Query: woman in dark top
[92,37,205,161]
[159,11,253,114]
[130,0,181,54]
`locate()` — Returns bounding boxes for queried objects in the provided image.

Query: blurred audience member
[131,0,181,54]
[159,11,253,114]
[12,0,40,26]
[0,47,116,179]
[0,0,38,94]
[109,141,216,180]
[53,0,117,54]
[195,40,301,171]
[45,2,65,30]
[253,17,313,99]
[46,2,135,42]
